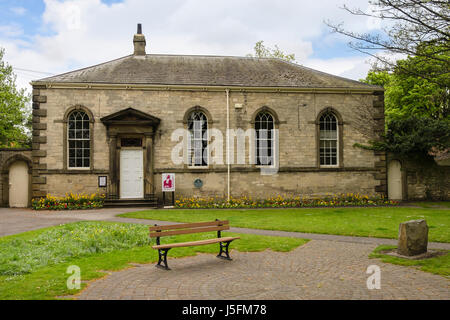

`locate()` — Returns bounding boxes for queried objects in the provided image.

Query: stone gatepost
[397,219,428,256]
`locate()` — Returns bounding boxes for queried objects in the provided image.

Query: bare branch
[325,0,450,81]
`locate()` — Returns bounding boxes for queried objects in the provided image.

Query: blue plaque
[194,178,203,188]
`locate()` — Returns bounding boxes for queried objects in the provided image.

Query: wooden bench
[149,220,240,270]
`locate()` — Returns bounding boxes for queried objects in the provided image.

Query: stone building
[25,26,390,206]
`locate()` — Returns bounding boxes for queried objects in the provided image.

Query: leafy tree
[362,45,449,121]
[358,116,450,160]
[359,55,449,160]
[358,41,449,160]
[247,41,296,62]
[0,48,31,148]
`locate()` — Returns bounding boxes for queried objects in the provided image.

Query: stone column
[144,133,154,196]
[109,134,118,198]
[31,85,48,199]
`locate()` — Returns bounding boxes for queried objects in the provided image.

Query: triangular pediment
[100,107,160,127]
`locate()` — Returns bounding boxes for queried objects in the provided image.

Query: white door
[388,160,403,200]
[9,161,29,207]
[120,149,144,199]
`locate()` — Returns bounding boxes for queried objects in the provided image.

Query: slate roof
[34,54,381,90]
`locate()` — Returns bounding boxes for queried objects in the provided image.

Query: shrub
[32,193,105,210]
[175,193,398,209]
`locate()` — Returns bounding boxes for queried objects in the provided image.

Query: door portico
[101,108,160,200]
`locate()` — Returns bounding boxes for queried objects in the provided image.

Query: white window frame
[187,111,209,168]
[67,110,91,170]
[255,112,275,167]
[319,112,339,168]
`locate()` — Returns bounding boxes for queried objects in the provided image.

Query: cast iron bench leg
[217,241,233,260]
[156,249,171,270]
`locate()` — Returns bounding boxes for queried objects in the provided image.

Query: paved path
[0,207,147,236]
[1,207,449,250]
[77,240,449,300]
[1,207,449,300]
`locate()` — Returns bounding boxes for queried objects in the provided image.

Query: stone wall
[32,86,386,199]
[153,170,380,200]
[388,154,450,200]
[0,148,32,206]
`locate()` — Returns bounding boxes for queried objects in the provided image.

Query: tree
[357,116,450,160]
[247,41,296,62]
[0,48,31,148]
[326,0,450,83]
[362,51,449,121]
[358,53,449,160]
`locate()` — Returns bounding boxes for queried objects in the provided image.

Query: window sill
[188,166,209,169]
[255,165,277,168]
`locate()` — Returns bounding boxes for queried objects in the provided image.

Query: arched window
[319,112,338,166]
[187,111,208,166]
[68,110,90,168]
[255,112,274,166]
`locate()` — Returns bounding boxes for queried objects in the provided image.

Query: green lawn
[0,221,307,300]
[410,201,450,209]
[370,245,450,277]
[119,206,450,242]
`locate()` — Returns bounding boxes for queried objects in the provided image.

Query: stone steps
[104,197,158,208]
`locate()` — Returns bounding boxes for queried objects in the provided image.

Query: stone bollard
[397,219,428,256]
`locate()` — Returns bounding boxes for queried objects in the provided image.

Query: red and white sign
[162,173,175,192]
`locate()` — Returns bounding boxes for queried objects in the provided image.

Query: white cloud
[10,7,27,16]
[305,56,374,81]
[0,24,24,37]
[1,0,386,93]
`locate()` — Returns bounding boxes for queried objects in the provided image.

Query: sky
[0,0,386,94]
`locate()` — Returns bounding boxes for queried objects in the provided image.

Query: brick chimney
[133,23,146,55]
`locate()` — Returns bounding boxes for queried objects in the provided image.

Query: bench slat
[149,220,229,232]
[150,225,229,238]
[152,236,240,250]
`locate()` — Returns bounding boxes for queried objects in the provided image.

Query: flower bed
[32,193,105,210]
[175,194,399,209]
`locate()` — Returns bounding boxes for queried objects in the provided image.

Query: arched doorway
[9,161,29,207]
[388,160,403,200]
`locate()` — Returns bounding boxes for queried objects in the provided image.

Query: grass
[410,201,450,209]
[0,222,150,276]
[369,245,450,277]
[0,221,307,300]
[118,206,450,243]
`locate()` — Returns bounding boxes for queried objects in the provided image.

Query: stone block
[32,190,47,198]
[33,123,47,130]
[397,219,428,256]
[374,173,386,180]
[33,109,47,117]
[374,161,386,168]
[32,150,47,157]
[33,95,47,103]
[32,136,47,144]
[35,163,47,170]
[32,177,46,184]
